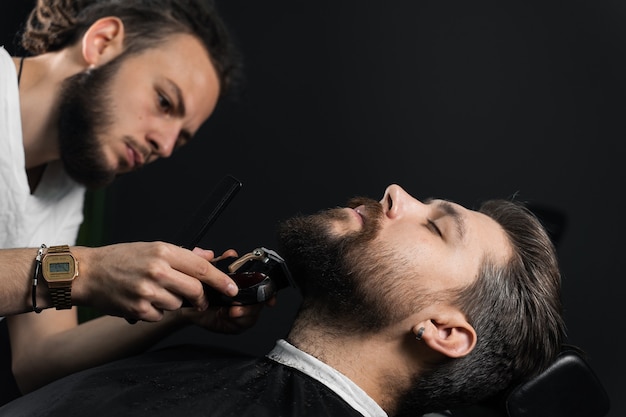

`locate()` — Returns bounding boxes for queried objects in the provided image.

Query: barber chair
[447,346,610,417]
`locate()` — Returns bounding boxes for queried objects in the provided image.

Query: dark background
[2,1,623,416]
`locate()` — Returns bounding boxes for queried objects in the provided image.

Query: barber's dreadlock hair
[20,0,241,95]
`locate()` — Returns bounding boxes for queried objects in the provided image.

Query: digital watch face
[49,262,70,273]
[43,254,76,281]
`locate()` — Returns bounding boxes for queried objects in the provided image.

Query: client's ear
[413,310,477,358]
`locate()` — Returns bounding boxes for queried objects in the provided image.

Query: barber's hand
[181,247,276,333]
[180,297,276,334]
[73,242,239,322]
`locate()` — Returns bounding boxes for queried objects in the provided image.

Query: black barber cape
[0,345,366,417]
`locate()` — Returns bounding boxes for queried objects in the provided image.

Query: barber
[0,0,266,401]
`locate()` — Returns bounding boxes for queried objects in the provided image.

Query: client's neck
[287,310,417,415]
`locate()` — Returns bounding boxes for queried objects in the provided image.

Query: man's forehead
[428,197,511,259]
[467,208,513,262]
[134,34,219,127]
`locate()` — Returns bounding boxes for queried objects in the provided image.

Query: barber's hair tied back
[20,0,242,96]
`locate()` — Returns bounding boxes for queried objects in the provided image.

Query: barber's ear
[413,312,477,358]
[82,17,125,67]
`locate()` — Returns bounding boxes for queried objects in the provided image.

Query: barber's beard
[57,59,123,188]
[277,197,421,333]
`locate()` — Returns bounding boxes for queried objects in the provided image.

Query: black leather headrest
[505,348,610,417]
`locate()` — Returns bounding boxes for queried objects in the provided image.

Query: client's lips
[352,205,366,225]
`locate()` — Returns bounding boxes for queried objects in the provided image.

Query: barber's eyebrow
[165,79,193,144]
[425,198,466,242]
[166,79,187,117]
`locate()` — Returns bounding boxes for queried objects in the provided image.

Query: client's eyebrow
[425,198,466,242]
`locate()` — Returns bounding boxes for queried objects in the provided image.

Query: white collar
[267,339,388,417]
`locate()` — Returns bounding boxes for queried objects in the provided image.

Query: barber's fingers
[191,247,215,261]
[191,247,238,262]
[223,297,277,330]
[207,306,261,334]
[164,248,239,310]
[228,296,277,319]
[120,280,185,322]
[78,242,243,321]
[114,243,238,317]
[180,295,277,333]
[213,248,238,262]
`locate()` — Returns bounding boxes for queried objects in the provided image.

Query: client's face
[277,193,403,332]
[276,184,511,332]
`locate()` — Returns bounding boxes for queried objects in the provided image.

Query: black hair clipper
[208,247,294,306]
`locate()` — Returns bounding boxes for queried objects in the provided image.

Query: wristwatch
[41,245,79,310]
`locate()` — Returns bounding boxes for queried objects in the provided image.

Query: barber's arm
[0,243,238,318]
[0,248,44,317]
[3,243,268,393]
[70,242,239,320]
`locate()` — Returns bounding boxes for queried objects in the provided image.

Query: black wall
[3,1,623,416]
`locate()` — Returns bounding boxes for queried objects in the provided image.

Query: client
[0,184,565,417]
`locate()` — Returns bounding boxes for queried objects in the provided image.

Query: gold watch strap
[49,287,73,310]
[47,244,71,254]
[46,245,74,310]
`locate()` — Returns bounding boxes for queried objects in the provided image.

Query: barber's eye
[428,219,443,237]
[158,93,172,112]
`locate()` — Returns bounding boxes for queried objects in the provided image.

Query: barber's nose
[148,123,180,158]
[380,184,424,219]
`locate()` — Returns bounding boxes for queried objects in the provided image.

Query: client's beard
[276,197,418,333]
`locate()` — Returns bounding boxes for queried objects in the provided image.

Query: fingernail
[227,283,238,296]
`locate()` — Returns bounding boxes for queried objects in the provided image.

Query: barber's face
[58,34,220,187]
[277,184,511,331]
